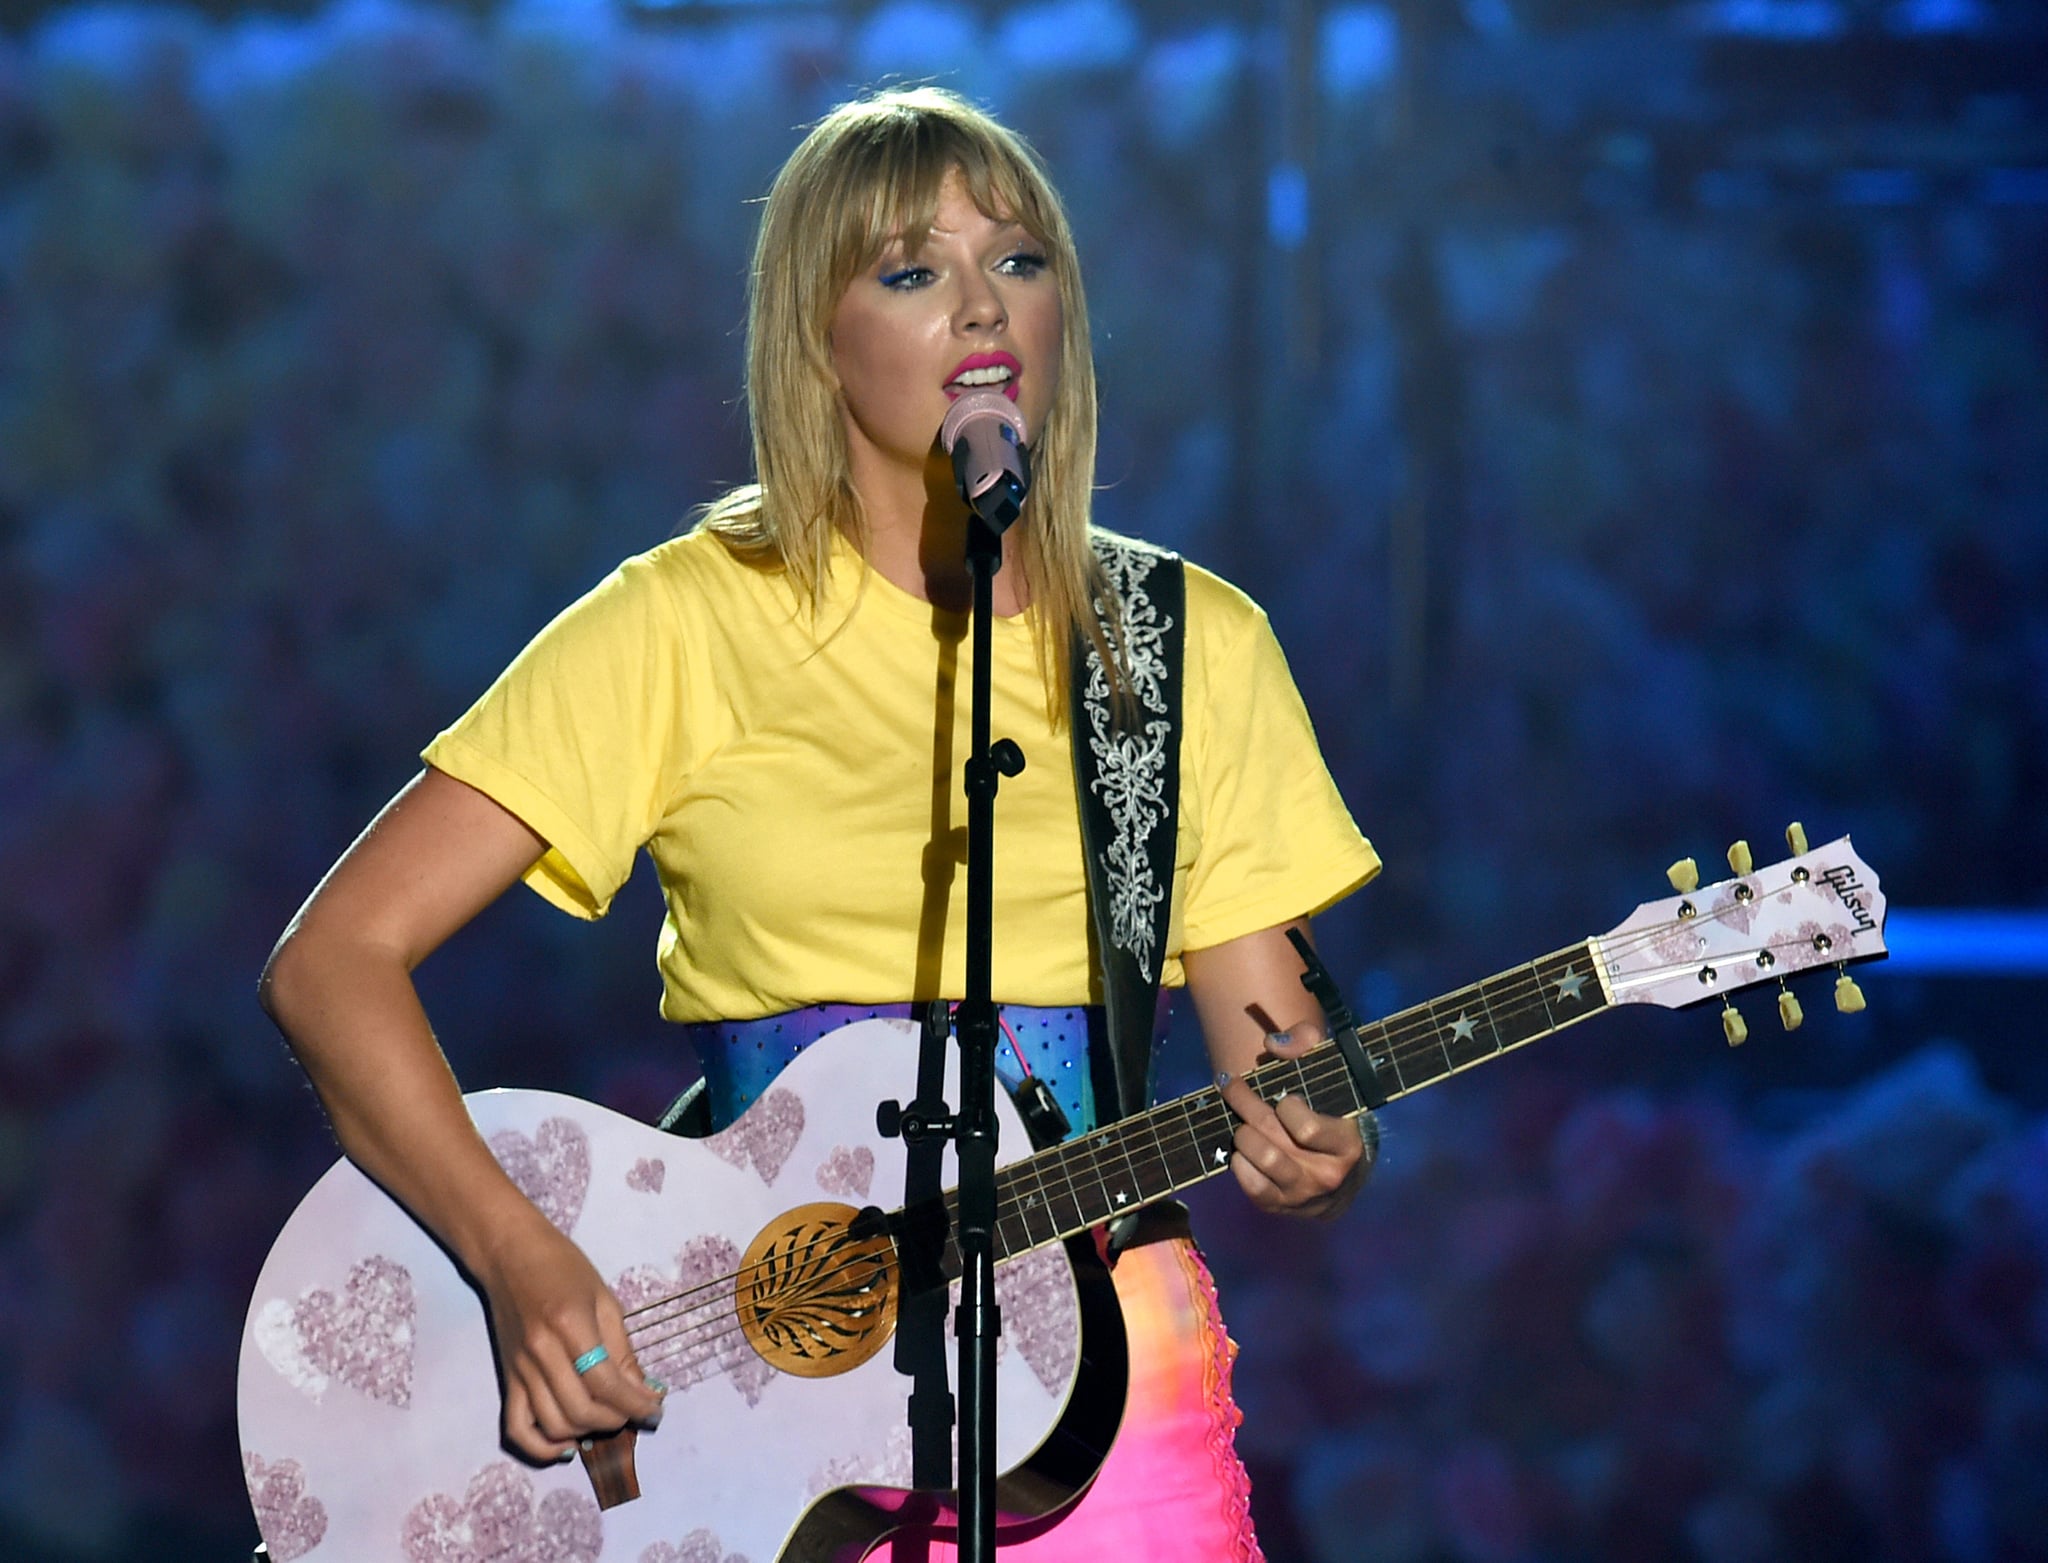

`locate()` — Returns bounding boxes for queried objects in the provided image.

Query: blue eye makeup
[872,246,1048,289]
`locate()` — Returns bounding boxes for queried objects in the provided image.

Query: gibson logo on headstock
[1820,864,1877,934]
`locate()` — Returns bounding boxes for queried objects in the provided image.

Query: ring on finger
[572,1345,609,1375]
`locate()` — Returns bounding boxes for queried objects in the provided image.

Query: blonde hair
[696,86,1112,717]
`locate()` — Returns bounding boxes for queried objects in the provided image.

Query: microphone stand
[950,421,1032,1556]
[950,485,1032,1556]
[951,503,1022,1563]
[877,411,1028,1561]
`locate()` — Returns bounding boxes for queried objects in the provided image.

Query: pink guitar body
[238,1018,1121,1563]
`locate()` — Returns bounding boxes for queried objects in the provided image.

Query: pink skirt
[870,1235,1265,1561]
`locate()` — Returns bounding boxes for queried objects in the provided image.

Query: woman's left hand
[1215,1021,1377,1221]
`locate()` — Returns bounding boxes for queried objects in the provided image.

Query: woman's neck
[856,451,1030,617]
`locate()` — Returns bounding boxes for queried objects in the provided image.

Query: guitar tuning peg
[1668,858,1700,893]
[1777,984,1804,1032]
[1728,839,1753,876]
[1721,1000,1748,1047]
[1786,821,1809,855]
[1834,970,1866,1014]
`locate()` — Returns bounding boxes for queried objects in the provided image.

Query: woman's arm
[259,766,663,1459]
[1180,919,1374,1221]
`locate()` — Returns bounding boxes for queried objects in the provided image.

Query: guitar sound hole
[738,1202,901,1378]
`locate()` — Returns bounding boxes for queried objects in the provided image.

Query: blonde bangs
[862,144,1059,272]
[696,87,1116,722]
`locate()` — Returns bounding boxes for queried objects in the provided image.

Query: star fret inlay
[1447,1013,1477,1043]
[1554,967,1587,1002]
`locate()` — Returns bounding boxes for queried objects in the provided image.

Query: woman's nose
[954,275,1007,333]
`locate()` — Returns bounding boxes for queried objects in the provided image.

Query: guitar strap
[1069,534,1186,1126]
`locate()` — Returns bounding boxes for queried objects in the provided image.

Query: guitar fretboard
[923,943,1608,1268]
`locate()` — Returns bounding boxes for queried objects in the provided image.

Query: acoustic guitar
[240,834,1886,1562]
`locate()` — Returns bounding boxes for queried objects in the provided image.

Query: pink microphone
[940,389,1032,531]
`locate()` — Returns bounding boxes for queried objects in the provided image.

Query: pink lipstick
[943,351,1022,402]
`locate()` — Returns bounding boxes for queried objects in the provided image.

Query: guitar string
[623,953,1783,1384]
[621,1016,1442,1376]
[620,912,1827,1378]
[614,930,1654,1360]
[621,972,1579,1383]
[616,907,1829,1375]
[615,952,1577,1330]
[619,973,1531,1378]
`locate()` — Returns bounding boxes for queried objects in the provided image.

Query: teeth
[949,365,1014,387]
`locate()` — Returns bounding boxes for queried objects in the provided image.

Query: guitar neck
[921,942,1611,1268]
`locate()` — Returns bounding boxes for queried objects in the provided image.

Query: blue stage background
[1,2,2044,1559]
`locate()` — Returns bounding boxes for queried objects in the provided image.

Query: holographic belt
[674,999,1169,1141]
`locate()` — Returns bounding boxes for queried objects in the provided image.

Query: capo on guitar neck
[1284,928,1387,1112]
[1011,1074,1071,1152]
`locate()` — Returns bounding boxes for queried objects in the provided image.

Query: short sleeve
[1178,602,1379,951]
[422,553,688,920]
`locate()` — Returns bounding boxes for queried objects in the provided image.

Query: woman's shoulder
[608,525,790,609]
[1180,557,1265,635]
[622,523,752,578]
[525,530,794,667]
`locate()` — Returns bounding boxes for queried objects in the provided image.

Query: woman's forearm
[257,768,563,1279]
[1182,917,1325,1075]
[259,767,666,1454]
[260,915,664,1451]
[260,930,550,1280]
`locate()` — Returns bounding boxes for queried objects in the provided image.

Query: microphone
[940,389,1032,532]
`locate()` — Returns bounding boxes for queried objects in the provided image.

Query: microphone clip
[940,388,1032,534]
[951,432,1030,532]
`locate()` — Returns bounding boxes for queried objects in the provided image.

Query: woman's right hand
[475,1210,667,1462]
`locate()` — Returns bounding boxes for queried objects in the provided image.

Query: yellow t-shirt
[423,527,1379,1023]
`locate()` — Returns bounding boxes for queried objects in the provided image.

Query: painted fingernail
[1215,1071,1232,1088]
[645,1376,668,1395]
[558,1448,576,1463]
[1267,1030,1293,1047]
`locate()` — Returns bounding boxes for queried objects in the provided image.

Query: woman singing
[261,86,1380,1559]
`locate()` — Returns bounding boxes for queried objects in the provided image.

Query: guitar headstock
[1594,834,1886,1016]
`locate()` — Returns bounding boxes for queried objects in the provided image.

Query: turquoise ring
[572,1345,609,1375]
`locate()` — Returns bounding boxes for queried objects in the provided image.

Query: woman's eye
[879,265,933,290]
[999,251,1049,277]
